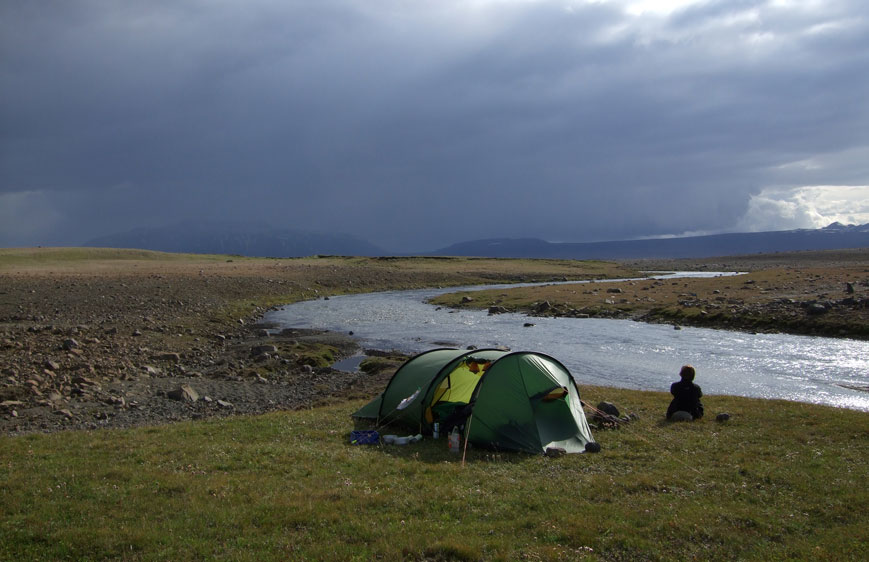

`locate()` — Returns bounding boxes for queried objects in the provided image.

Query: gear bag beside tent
[353,348,597,454]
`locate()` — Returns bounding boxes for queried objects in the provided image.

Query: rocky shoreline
[500,275,869,339]
[0,321,383,435]
[0,274,409,435]
[436,249,869,340]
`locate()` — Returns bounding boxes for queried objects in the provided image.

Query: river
[264,274,869,411]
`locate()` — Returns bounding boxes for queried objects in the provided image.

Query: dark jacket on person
[667,379,704,419]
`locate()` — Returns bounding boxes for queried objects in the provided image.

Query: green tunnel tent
[353,348,597,454]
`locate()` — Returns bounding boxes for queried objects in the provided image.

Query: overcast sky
[2,0,868,252]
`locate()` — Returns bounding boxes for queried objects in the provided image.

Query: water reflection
[265,276,869,411]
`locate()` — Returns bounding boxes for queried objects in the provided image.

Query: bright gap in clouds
[736,185,869,232]
[620,0,701,16]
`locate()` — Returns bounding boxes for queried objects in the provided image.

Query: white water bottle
[448,427,461,453]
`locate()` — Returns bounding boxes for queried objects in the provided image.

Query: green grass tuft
[1,388,866,561]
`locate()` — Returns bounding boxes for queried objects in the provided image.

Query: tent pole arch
[374,348,463,424]
[415,348,511,428]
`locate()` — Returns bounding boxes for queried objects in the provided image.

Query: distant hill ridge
[85,221,384,257]
[429,223,869,259]
[85,222,868,259]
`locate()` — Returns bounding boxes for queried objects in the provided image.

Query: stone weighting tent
[353,348,597,454]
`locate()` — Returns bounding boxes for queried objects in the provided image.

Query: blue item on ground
[350,430,379,445]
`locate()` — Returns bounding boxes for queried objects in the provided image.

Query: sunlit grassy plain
[2,389,867,561]
[0,247,231,267]
[0,247,627,279]
[1,248,867,560]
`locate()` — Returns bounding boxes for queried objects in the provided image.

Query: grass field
[0,247,231,266]
[2,248,867,560]
[2,387,866,561]
[0,247,634,278]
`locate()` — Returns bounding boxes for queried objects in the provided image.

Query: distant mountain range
[429,223,869,259]
[85,221,869,259]
[85,221,384,257]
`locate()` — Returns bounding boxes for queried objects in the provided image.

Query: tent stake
[461,414,473,466]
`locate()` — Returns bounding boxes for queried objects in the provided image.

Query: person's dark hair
[679,365,695,382]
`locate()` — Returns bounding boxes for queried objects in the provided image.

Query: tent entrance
[425,357,491,426]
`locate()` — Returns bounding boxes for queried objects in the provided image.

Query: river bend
[265,275,869,411]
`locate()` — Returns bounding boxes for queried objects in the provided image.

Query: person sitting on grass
[666,365,704,421]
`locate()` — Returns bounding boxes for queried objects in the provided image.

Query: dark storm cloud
[2,0,868,250]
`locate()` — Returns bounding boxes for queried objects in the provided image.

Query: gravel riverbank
[1,252,631,435]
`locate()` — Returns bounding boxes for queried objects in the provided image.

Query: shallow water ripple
[266,279,869,411]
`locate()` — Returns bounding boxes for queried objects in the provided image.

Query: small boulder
[62,338,80,351]
[669,410,693,422]
[460,296,474,304]
[806,303,828,315]
[597,401,620,417]
[167,384,199,403]
[252,344,278,356]
[716,412,731,422]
